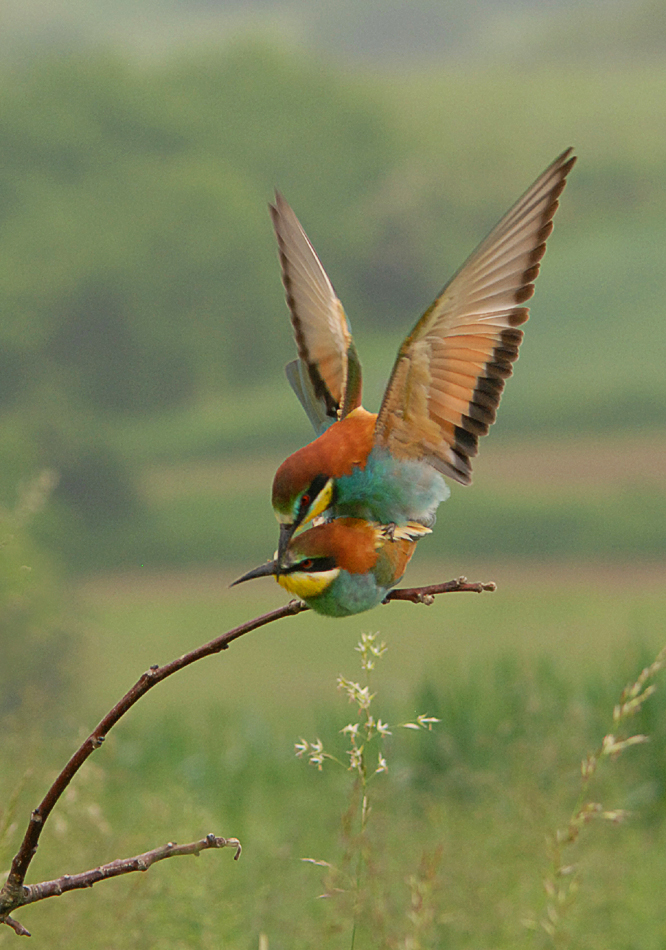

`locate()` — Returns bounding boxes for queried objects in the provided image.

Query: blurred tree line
[1,39,665,571]
[0,45,401,412]
[0,43,408,538]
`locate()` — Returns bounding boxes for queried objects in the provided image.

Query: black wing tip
[453,424,479,455]
[515,284,535,305]
[475,375,506,398]
[461,413,491,437]
[454,469,473,487]
[542,150,576,204]
[507,310,529,328]
[429,449,474,486]
[513,155,574,303]
[551,147,576,172]
[537,219,555,243]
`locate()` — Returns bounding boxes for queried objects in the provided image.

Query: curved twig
[0,577,494,935]
[0,600,305,932]
[384,575,497,605]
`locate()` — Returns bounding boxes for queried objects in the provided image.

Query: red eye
[301,559,314,570]
[301,494,310,506]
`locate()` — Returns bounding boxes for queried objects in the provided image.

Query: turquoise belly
[304,569,390,617]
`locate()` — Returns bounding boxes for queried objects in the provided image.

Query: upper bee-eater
[270,149,576,558]
[232,518,431,617]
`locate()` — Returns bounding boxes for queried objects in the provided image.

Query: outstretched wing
[270,192,362,432]
[374,148,576,484]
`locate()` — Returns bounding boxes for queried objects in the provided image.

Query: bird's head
[271,407,376,557]
[231,518,379,602]
[272,461,336,558]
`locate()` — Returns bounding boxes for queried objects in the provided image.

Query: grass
[3,575,666,947]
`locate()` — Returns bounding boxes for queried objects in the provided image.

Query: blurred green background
[2,1,666,947]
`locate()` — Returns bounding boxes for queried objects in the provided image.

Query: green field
[2,557,666,948]
[6,431,664,945]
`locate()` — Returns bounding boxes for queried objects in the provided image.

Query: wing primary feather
[374,149,575,484]
[270,192,362,422]
[284,359,332,434]
[486,360,515,380]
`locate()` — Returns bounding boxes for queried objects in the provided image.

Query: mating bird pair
[233,149,576,615]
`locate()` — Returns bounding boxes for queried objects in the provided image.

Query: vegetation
[3,599,666,947]
[0,471,76,716]
[1,22,665,948]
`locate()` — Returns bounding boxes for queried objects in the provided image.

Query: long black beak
[230,559,279,587]
[277,521,296,560]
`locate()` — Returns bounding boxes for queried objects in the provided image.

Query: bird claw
[380,522,397,541]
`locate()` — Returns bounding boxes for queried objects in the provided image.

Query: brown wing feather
[374,148,576,484]
[270,192,359,420]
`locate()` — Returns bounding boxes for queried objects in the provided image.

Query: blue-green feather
[335,447,450,526]
[303,569,389,617]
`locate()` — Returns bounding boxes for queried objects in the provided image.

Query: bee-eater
[270,149,576,557]
[232,518,431,617]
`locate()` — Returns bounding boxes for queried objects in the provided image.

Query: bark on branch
[2,834,241,936]
[384,575,497,604]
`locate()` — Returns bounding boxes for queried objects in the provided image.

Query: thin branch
[0,575,494,934]
[3,917,31,938]
[12,834,241,923]
[384,576,497,604]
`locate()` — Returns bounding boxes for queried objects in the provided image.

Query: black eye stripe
[284,556,337,575]
[308,474,330,499]
[297,474,332,519]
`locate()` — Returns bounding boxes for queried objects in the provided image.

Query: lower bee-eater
[232,518,431,617]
